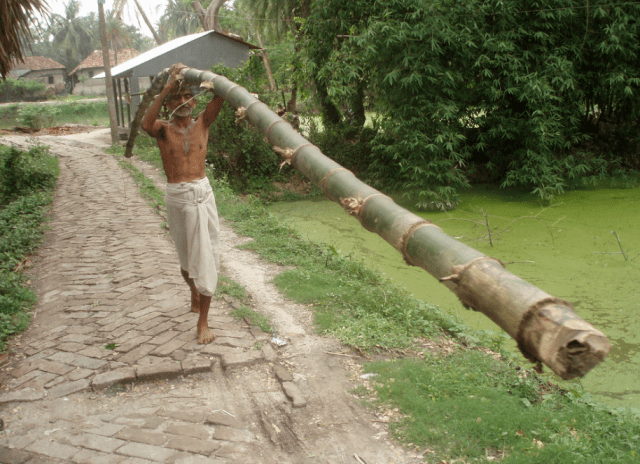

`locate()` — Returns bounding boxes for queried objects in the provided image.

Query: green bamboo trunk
[128,66,611,380]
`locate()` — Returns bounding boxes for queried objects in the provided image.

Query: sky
[46,0,169,36]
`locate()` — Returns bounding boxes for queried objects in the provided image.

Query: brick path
[0,131,418,464]
[0,134,276,464]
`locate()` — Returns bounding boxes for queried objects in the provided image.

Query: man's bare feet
[197,326,215,344]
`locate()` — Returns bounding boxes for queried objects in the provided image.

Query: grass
[0,101,110,130]
[112,133,640,463]
[362,351,639,463]
[0,143,58,350]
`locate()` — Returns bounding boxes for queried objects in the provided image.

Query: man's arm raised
[142,64,186,137]
[201,94,225,128]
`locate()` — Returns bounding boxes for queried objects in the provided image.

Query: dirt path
[0,129,421,464]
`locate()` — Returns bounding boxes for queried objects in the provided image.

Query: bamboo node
[199,80,214,90]
[272,146,295,170]
[320,168,351,200]
[439,257,505,305]
[224,84,240,99]
[265,119,288,139]
[340,197,363,216]
[235,107,247,124]
[399,221,441,266]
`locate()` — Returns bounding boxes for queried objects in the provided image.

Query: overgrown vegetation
[0,101,109,130]
[0,144,58,350]
[363,352,639,463]
[116,138,638,464]
[0,78,47,103]
[301,0,640,209]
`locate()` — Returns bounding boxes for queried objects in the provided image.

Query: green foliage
[0,78,46,103]
[0,144,58,350]
[206,62,291,191]
[0,144,59,200]
[301,0,640,208]
[364,351,640,463]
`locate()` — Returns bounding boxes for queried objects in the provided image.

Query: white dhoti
[166,177,220,296]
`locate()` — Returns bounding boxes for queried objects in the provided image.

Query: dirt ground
[0,126,424,464]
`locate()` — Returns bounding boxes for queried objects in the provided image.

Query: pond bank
[269,185,640,409]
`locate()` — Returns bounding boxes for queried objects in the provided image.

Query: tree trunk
[98,2,119,145]
[132,0,163,45]
[192,0,227,32]
[126,67,611,380]
[256,32,276,91]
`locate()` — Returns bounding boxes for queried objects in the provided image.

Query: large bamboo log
[128,66,610,380]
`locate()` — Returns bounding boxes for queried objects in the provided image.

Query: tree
[192,0,228,32]
[105,10,132,64]
[157,0,202,42]
[113,0,163,45]
[50,0,94,72]
[300,0,640,210]
[0,0,50,78]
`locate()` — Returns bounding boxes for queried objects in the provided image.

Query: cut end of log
[519,302,611,380]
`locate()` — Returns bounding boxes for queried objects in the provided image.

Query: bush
[0,144,58,350]
[0,144,59,200]
[0,78,46,102]
[205,61,292,191]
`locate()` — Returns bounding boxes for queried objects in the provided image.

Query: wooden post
[98,1,119,145]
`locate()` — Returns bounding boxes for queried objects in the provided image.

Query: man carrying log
[141,63,224,344]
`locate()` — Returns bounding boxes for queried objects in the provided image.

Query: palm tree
[113,0,163,45]
[105,10,132,65]
[0,0,50,78]
[51,0,94,72]
[157,0,201,42]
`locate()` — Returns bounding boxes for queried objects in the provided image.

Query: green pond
[269,185,640,409]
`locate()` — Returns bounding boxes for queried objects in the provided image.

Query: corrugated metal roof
[94,31,259,79]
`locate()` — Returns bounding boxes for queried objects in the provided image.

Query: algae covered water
[269,186,640,409]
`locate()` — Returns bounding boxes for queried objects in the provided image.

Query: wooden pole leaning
[128,66,610,380]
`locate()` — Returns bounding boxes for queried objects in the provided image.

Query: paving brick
[164,435,220,454]
[47,351,79,364]
[117,345,156,365]
[182,357,213,375]
[136,361,182,381]
[215,337,255,349]
[69,355,108,370]
[20,372,57,390]
[221,351,263,371]
[26,439,80,460]
[115,442,175,462]
[205,411,240,429]
[281,382,307,408]
[71,448,127,464]
[173,454,226,464]
[147,328,179,344]
[67,367,94,381]
[92,368,137,390]
[0,446,32,464]
[161,410,208,423]
[84,422,126,437]
[38,360,76,376]
[66,433,126,453]
[164,422,211,440]
[211,426,255,443]
[151,338,186,356]
[57,342,87,353]
[46,379,91,399]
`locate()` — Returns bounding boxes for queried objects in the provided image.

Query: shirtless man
[141,64,224,344]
